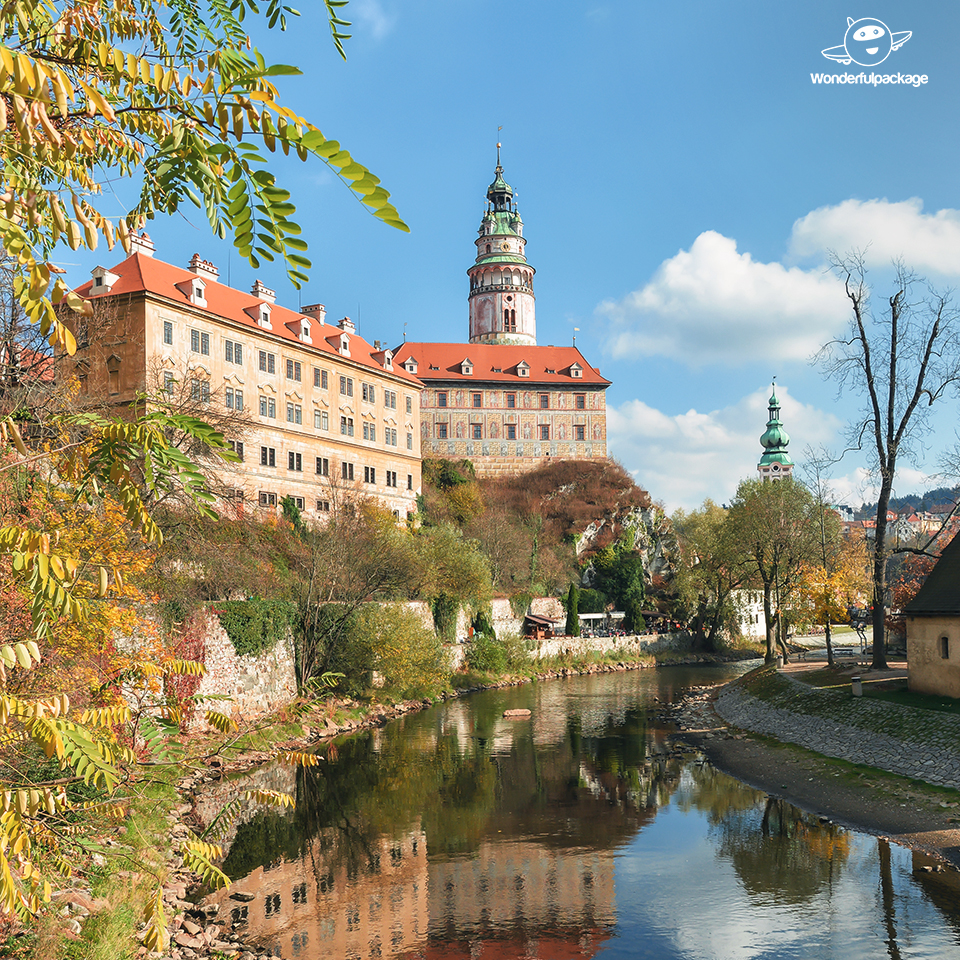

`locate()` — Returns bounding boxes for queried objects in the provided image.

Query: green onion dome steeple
[758,383,794,468]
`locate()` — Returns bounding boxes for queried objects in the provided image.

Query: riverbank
[148,650,758,960]
[675,665,960,869]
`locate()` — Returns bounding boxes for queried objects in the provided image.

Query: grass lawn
[866,682,960,716]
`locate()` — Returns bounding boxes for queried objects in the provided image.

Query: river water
[207,665,960,959]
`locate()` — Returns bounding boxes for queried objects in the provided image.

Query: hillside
[421,458,677,603]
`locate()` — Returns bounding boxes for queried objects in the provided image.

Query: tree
[565,582,580,637]
[799,450,869,665]
[0,0,409,929]
[672,500,751,652]
[817,257,960,668]
[1,0,406,368]
[726,478,822,662]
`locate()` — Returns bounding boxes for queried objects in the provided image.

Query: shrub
[467,632,508,674]
[212,597,297,657]
[354,604,448,697]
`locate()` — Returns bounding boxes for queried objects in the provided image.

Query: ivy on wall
[211,598,297,658]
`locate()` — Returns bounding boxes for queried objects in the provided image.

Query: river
[205,664,960,959]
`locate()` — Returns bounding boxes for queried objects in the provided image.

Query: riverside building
[69,234,423,520]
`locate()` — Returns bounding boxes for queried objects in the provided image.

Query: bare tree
[817,255,960,669]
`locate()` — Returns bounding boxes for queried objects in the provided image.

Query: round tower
[758,383,795,481]
[468,146,536,345]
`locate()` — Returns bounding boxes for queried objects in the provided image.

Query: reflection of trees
[714,797,851,905]
[220,690,693,880]
[675,763,767,823]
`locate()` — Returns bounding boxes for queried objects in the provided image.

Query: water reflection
[204,667,960,959]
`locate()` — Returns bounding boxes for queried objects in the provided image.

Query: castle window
[316,457,329,476]
[437,391,447,408]
[472,393,482,408]
[437,423,448,439]
[471,424,482,440]
[163,320,173,345]
[315,410,329,431]
[575,425,586,441]
[575,394,586,410]
[941,636,950,659]
[505,424,516,440]
[539,394,549,409]
[539,424,550,441]
[341,462,354,480]
[506,393,516,408]
[260,446,276,467]
[288,451,303,472]
[190,329,210,355]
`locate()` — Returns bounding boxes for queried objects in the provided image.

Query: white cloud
[350,0,396,40]
[607,385,843,512]
[597,231,849,365]
[789,198,960,276]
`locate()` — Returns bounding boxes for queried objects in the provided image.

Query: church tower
[758,383,794,481]
[468,146,537,346]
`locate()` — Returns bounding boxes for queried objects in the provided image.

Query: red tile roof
[73,253,422,386]
[392,341,610,386]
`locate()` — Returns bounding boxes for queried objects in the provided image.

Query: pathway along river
[204,664,960,959]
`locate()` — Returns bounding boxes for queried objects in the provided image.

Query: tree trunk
[762,581,776,662]
[824,621,834,667]
[872,478,893,670]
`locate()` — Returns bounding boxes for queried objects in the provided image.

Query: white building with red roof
[393,151,610,477]
[69,233,423,520]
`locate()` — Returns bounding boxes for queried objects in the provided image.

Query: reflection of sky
[600,791,960,959]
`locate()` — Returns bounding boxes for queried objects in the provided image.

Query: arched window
[485,244,491,253]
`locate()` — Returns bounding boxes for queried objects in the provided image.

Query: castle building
[757,384,794,481]
[393,151,610,478]
[69,235,423,519]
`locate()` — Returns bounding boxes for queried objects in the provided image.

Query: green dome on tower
[758,384,794,468]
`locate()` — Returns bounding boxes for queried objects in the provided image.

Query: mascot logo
[822,17,911,67]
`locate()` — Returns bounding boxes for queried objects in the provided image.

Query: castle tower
[467,146,536,346]
[758,383,794,481]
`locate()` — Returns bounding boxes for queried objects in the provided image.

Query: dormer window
[339,334,350,357]
[404,357,418,374]
[382,349,393,371]
[243,302,271,328]
[176,276,207,307]
[517,361,530,378]
[570,363,583,379]
[298,318,311,343]
[90,265,120,296]
[460,358,473,376]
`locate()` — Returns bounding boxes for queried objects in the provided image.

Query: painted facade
[70,235,422,519]
[395,153,610,478]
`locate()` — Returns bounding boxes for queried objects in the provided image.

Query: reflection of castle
[427,840,615,939]
[207,826,428,960]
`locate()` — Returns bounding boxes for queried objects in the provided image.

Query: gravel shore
[674,672,960,868]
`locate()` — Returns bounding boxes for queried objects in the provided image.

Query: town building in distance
[393,150,610,479]
[69,233,422,519]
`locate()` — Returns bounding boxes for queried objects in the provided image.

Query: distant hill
[856,485,960,520]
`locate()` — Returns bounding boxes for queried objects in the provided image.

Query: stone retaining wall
[191,613,298,730]
[716,671,960,790]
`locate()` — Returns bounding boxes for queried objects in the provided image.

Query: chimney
[188,253,219,281]
[302,303,326,325]
[374,340,382,351]
[129,231,155,257]
[250,279,276,304]
[338,316,356,335]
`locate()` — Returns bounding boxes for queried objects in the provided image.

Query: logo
[822,17,911,67]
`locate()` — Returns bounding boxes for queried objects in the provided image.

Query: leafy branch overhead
[0,0,407,357]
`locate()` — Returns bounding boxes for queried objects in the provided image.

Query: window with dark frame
[260,446,276,467]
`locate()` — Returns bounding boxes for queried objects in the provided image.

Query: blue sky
[73,1,960,510]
